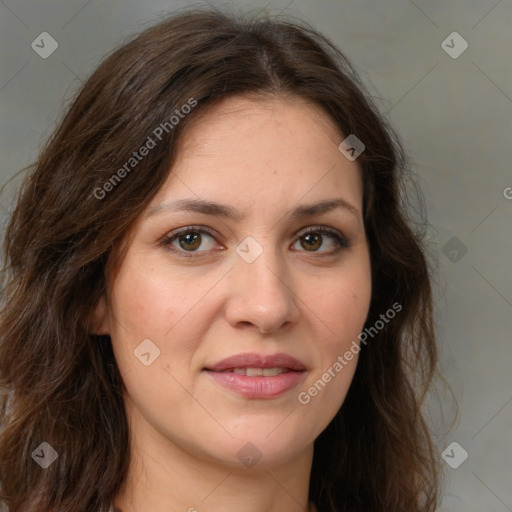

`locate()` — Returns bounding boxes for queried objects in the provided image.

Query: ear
[90,294,110,335]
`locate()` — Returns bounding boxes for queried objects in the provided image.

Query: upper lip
[204,352,306,372]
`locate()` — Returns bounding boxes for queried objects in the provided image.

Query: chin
[196,419,316,470]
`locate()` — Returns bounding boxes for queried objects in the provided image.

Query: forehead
[177,94,342,157]
[152,95,363,214]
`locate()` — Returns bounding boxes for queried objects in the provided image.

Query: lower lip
[204,370,306,399]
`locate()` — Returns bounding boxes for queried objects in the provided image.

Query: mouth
[203,352,307,399]
[216,367,293,376]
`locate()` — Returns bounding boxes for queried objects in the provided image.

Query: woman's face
[94,95,372,470]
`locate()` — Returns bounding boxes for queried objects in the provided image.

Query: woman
[0,8,442,512]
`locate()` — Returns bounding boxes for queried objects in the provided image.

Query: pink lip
[205,352,306,372]
[203,352,307,399]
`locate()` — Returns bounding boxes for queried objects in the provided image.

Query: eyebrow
[147,197,359,220]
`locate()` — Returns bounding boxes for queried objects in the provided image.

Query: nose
[224,246,300,335]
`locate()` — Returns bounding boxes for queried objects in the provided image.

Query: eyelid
[159,224,351,257]
[292,226,351,252]
[159,225,222,256]
[296,225,350,244]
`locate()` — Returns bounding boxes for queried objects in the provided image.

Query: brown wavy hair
[0,7,443,512]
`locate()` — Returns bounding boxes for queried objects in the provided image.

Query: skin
[92,95,372,512]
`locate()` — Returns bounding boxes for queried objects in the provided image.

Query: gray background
[1,1,511,510]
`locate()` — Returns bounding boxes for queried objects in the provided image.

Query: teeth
[246,367,263,377]
[262,367,285,376]
[225,367,287,376]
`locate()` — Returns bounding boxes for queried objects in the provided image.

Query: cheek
[306,260,371,386]
[108,255,223,378]
[298,278,369,427]
[312,269,371,338]
[109,256,198,338]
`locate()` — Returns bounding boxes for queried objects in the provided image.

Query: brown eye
[161,227,218,256]
[178,232,202,251]
[292,227,350,255]
[300,232,322,251]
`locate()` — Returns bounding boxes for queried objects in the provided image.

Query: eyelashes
[159,225,351,259]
